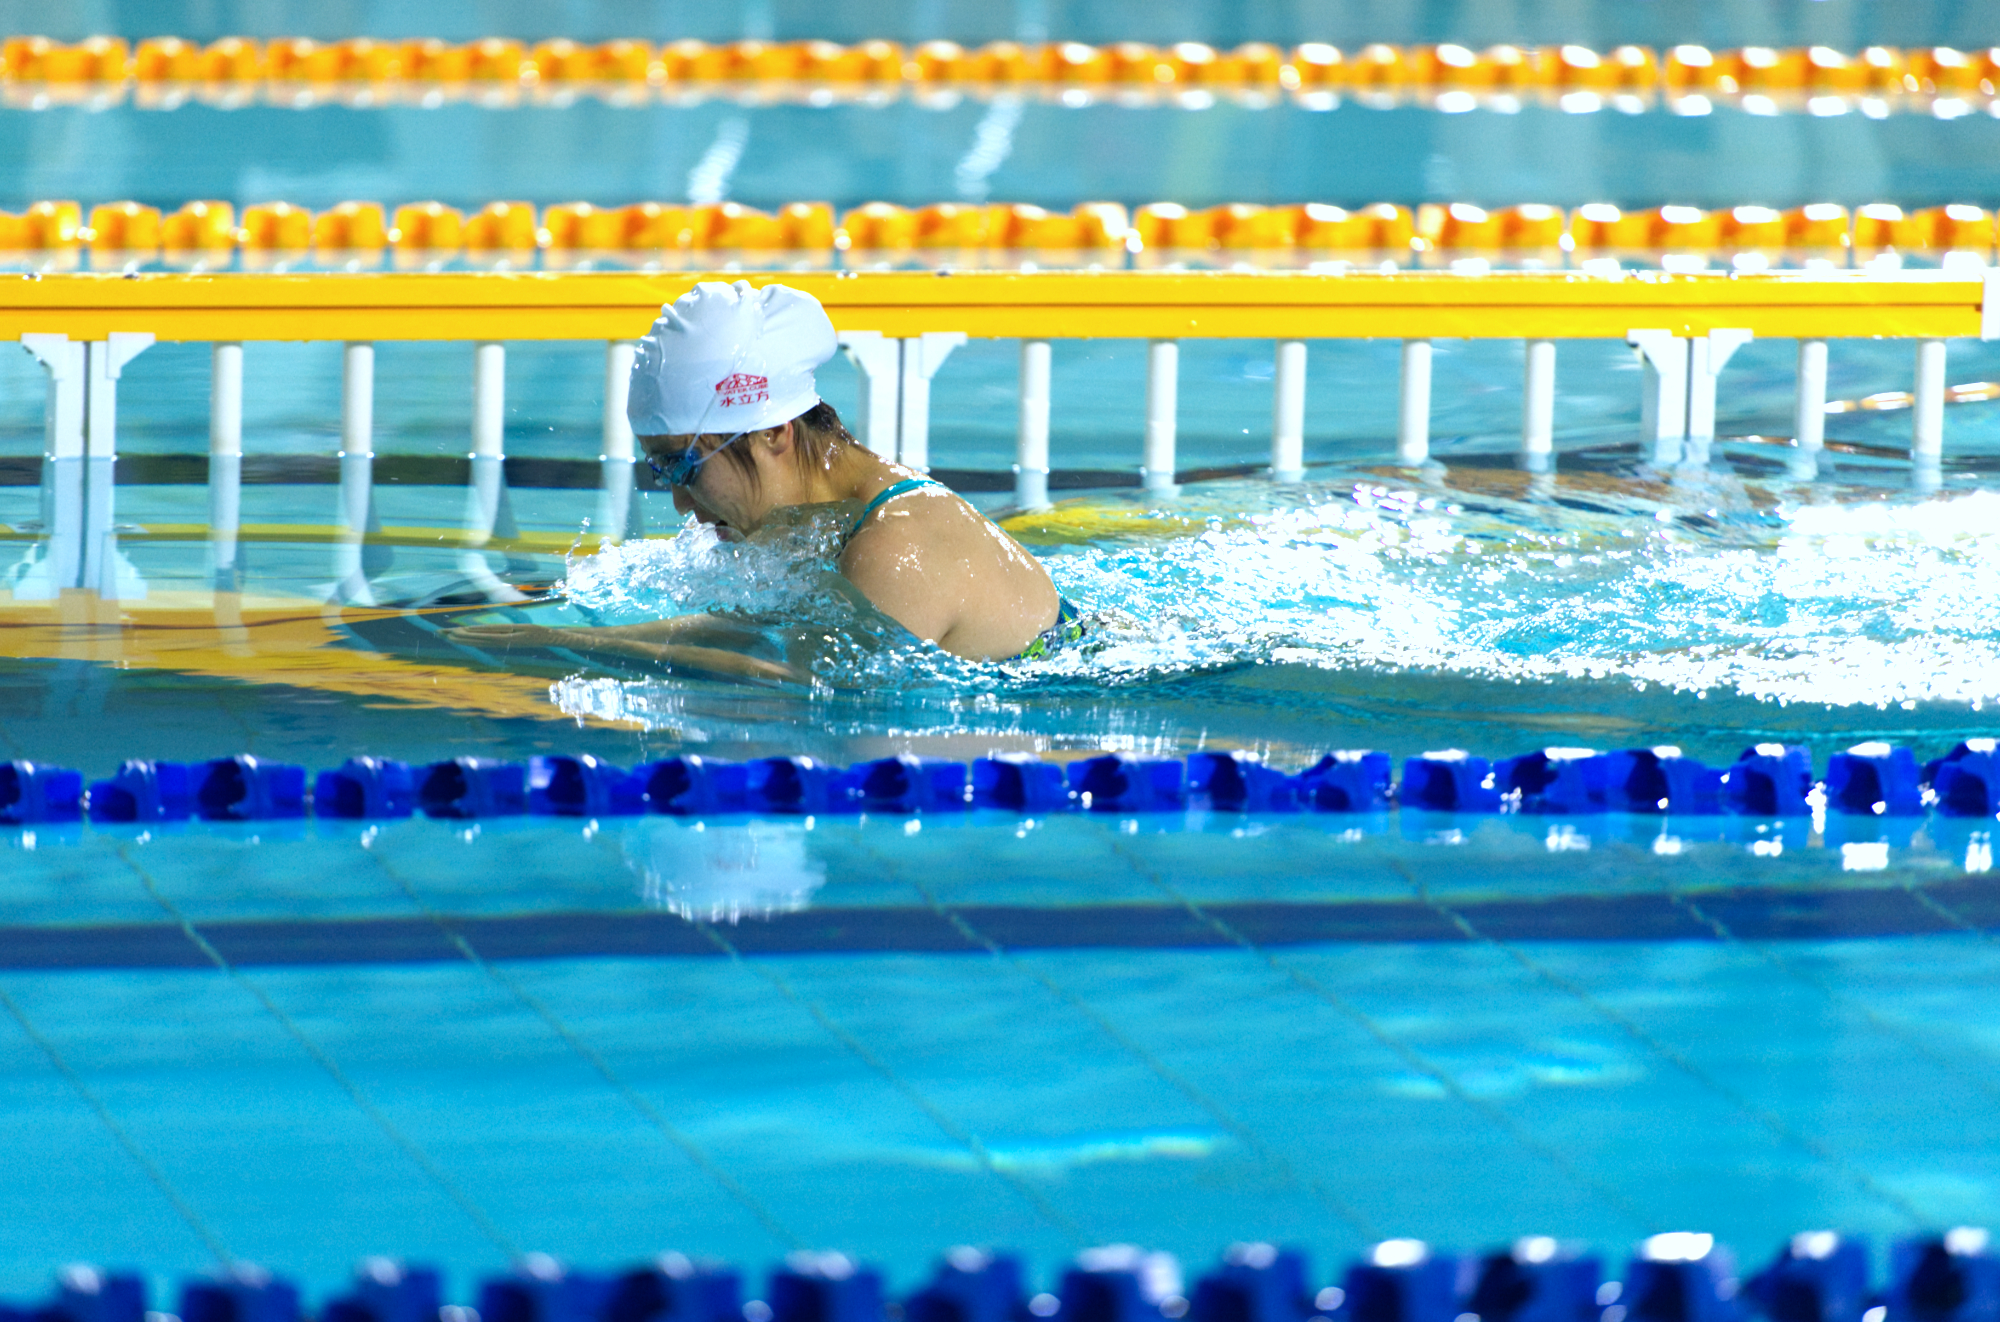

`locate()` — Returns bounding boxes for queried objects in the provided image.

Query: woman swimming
[449,280,1084,681]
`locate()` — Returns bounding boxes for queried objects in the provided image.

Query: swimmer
[448,280,1084,681]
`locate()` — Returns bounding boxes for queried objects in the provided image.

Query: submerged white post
[1397,338,1432,466]
[336,341,377,605]
[1687,328,1752,448]
[1628,329,1689,464]
[837,331,899,456]
[1794,338,1828,456]
[1271,339,1306,481]
[18,334,85,598]
[1143,338,1178,491]
[598,340,638,545]
[462,340,522,600]
[897,332,965,472]
[1913,337,1947,461]
[210,342,243,590]
[1016,338,1052,508]
[81,333,151,598]
[1521,338,1555,467]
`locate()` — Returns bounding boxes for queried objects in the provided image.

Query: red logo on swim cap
[714,372,770,409]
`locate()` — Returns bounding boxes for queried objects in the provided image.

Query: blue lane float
[84,760,193,823]
[24,740,2000,825]
[1925,740,2000,818]
[1400,750,1502,812]
[194,755,307,822]
[418,758,529,818]
[1724,744,1816,817]
[0,761,82,825]
[971,754,1070,812]
[3,1230,1998,1322]
[1295,751,1393,812]
[1745,1233,1869,1322]
[314,758,417,820]
[1601,747,1725,815]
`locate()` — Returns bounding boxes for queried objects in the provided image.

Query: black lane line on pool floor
[9,879,2000,969]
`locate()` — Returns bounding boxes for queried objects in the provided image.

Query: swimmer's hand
[443,623,798,684]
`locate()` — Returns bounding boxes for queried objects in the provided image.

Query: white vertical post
[1628,330,1689,465]
[1687,329,1752,449]
[602,341,636,461]
[1397,338,1432,466]
[1016,338,1052,508]
[1271,339,1306,481]
[462,341,522,601]
[838,331,900,455]
[598,340,638,545]
[22,335,84,461]
[19,335,84,599]
[335,342,377,604]
[472,341,505,460]
[1521,338,1555,467]
[1143,338,1178,490]
[1794,339,1827,455]
[1913,338,1947,461]
[897,332,964,472]
[82,334,151,598]
[342,342,374,458]
[210,343,243,459]
[210,342,243,591]
[85,333,152,460]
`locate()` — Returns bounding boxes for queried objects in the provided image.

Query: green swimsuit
[847,478,1086,661]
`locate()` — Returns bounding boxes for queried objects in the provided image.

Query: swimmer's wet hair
[710,400,855,489]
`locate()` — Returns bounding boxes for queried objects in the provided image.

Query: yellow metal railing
[0,268,1988,341]
[1,265,1990,617]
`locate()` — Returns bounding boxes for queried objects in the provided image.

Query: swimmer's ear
[755,419,795,457]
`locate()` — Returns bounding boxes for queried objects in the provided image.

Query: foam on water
[547,465,2000,738]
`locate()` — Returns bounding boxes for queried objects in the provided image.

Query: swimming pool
[9,0,2000,1309]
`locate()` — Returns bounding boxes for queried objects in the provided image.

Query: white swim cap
[626,279,838,437]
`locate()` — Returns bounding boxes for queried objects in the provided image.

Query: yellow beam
[0,269,1981,342]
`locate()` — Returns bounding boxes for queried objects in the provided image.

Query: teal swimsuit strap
[848,477,944,538]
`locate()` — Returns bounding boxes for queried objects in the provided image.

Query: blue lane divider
[1189,1244,1310,1322]
[1745,1234,1869,1322]
[195,756,307,822]
[1462,1240,1600,1322]
[315,759,417,820]
[638,756,750,815]
[22,739,2000,825]
[418,758,529,818]
[1401,751,1502,812]
[85,760,193,823]
[771,1255,885,1322]
[2,1230,1997,1322]
[972,754,1070,811]
[322,1261,440,1322]
[1925,740,2000,817]
[1601,747,1725,814]
[907,1251,1024,1322]
[1295,751,1393,813]
[0,761,82,825]
[1724,744,1816,817]
[1339,1240,1462,1322]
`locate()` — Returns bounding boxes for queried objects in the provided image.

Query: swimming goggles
[646,431,748,487]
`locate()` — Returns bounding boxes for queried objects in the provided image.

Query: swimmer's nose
[672,488,697,516]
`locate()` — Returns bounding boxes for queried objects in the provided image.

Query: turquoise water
[9,0,2000,1299]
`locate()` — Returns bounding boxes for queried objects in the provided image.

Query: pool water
[10,0,2000,1302]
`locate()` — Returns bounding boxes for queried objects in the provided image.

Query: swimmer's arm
[838,519,959,651]
[449,612,766,651]
[445,623,798,683]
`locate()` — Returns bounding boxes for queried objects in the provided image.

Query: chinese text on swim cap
[715,372,771,410]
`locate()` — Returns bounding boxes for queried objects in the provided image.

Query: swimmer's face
[641,426,785,540]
